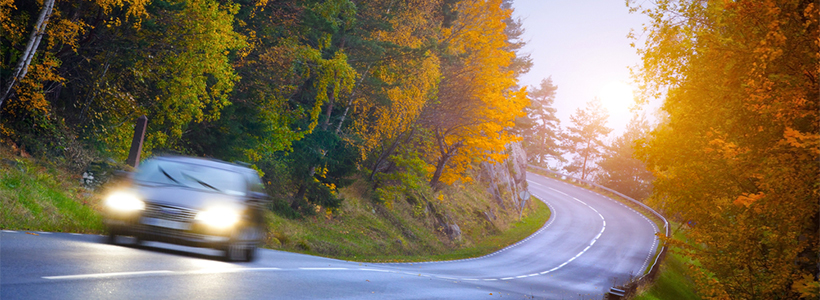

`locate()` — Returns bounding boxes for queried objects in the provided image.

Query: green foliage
[514,77,562,167]
[2,0,534,224]
[635,250,701,300]
[597,114,654,201]
[374,150,432,208]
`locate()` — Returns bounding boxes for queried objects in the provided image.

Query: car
[103,155,269,262]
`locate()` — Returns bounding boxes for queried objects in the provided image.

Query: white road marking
[39,174,656,285]
[547,187,569,196]
[358,268,390,272]
[43,270,174,280]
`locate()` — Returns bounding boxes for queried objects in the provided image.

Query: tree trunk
[429,154,450,190]
[0,0,55,112]
[369,127,415,181]
[321,92,334,130]
[334,63,374,134]
[291,183,307,211]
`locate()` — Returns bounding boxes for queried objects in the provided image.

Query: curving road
[0,173,658,299]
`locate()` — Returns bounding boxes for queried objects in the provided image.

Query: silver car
[103,156,269,262]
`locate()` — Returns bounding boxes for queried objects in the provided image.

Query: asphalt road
[0,173,658,299]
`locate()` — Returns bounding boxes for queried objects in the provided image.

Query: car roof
[148,155,255,175]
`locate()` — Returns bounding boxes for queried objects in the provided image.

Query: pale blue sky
[512,0,651,137]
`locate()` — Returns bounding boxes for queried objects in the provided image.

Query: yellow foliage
[425,0,528,187]
[633,0,819,298]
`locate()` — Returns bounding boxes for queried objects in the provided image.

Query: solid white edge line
[358,268,390,272]
[43,270,173,280]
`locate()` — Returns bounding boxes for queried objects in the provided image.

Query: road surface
[0,173,658,299]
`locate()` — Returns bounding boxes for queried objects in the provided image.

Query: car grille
[144,203,196,223]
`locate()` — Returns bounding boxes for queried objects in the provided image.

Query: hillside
[0,144,549,262]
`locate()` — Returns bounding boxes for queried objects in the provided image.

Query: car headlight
[195,208,240,228]
[105,192,145,212]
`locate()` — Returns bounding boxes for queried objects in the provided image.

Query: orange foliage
[423,0,527,187]
[633,0,819,298]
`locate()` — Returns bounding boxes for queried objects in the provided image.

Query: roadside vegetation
[0,143,550,262]
[2,0,555,266]
[634,252,701,300]
[264,179,550,262]
[5,0,815,297]
[0,146,103,233]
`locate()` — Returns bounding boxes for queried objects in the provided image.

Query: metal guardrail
[527,165,670,285]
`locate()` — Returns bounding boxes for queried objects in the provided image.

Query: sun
[598,81,635,115]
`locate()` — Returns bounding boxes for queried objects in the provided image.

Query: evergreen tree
[597,114,653,200]
[515,77,562,167]
[562,98,612,180]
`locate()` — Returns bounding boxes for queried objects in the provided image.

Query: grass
[261,178,552,262]
[634,224,700,300]
[0,148,104,233]
[634,251,701,300]
[412,198,550,262]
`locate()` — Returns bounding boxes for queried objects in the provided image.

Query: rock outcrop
[479,142,529,213]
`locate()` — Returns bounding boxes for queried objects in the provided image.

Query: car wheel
[223,226,253,262]
[106,231,118,244]
[244,243,257,262]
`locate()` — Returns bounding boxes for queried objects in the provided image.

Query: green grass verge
[634,251,701,300]
[365,198,551,262]
[262,190,551,263]
[0,157,103,233]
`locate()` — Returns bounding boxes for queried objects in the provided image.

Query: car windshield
[134,159,246,196]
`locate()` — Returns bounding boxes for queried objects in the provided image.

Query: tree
[631,0,819,298]
[562,98,612,180]
[597,113,653,201]
[420,0,528,189]
[0,0,54,110]
[515,77,562,167]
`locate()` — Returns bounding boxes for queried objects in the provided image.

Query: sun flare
[598,81,635,115]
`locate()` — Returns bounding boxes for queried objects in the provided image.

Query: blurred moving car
[103,156,269,262]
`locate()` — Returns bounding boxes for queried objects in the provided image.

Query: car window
[247,173,265,194]
[135,159,247,196]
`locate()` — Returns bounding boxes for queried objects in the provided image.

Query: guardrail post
[126,115,148,168]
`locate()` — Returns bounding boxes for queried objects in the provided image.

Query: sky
[511,0,653,138]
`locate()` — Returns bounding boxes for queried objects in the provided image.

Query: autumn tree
[631,0,819,298]
[1,0,243,160]
[514,77,562,167]
[420,0,528,189]
[562,98,612,180]
[597,113,653,201]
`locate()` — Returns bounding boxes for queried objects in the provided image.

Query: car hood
[134,183,245,211]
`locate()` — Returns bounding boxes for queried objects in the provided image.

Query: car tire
[106,231,118,244]
[244,243,257,262]
[223,225,255,262]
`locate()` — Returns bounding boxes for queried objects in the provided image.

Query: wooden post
[126,115,148,168]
